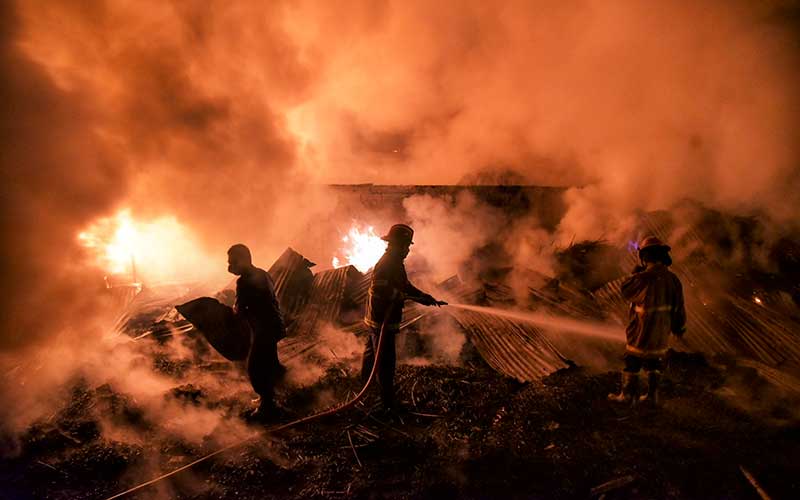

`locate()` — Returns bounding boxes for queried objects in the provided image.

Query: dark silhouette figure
[361,224,444,413]
[228,244,286,420]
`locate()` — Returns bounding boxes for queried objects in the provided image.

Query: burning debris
[3,190,800,499]
[4,353,799,499]
[77,209,217,287]
[91,198,800,398]
[330,224,385,272]
[90,197,800,391]
[4,0,800,494]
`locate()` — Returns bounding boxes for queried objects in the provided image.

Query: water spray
[445,303,626,342]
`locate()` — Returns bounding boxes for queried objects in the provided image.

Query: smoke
[403,192,505,281]
[2,0,799,457]
[418,314,467,364]
[4,0,798,341]
[283,324,364,387]
[401,191,556,307]
[0,322,256,456]
[287,1,800,221]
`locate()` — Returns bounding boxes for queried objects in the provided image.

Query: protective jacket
[364,250,424,331]
[621,263,686,358]
[235,267,286,341]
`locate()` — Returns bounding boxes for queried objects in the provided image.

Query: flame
[78,209,214,284]
[331,224,386,272]
[78,210,140,278]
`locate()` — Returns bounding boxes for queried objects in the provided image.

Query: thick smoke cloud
[286,0,800,234]
[0,3,123,350]
[15,1,313,248]
[2,0,799,353]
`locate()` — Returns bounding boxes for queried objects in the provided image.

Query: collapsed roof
[115,201,800,392]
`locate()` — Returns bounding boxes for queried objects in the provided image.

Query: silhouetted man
[608,236,686,407]
[227,244,285,420]
[362,224,445,413]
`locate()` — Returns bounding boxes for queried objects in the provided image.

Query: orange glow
[78,210,140,278]
[331,224,386,273]
[78,209,214,283]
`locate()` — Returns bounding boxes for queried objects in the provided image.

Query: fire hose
[104,302,401,500]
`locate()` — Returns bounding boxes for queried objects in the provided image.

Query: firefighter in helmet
[361,224,445,413]
[608,236,686,406]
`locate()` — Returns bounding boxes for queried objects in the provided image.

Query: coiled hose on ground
[104,304,398,500]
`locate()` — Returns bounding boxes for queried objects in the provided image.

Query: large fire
[331,224,386,273]
[78,209,214,284]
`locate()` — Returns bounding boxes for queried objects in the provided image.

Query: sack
[176,297,251,361]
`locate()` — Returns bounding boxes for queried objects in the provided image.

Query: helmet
[639,236,670,252]
[381,224,414,245]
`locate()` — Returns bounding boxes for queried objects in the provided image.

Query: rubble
[3,354,799,499]
[4,196,800,498]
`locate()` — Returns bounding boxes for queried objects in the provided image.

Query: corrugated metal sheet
[723,296,800,368]
[594,211,800,372]
[593,276,739,358]
[736,359,800,397]
[435,276,612,378]
[119,237,800,386]
[351,270,372,307]
[115,283,206,336]
[289,265,362,337]
[268,247,315,318]
[445,307,570,381]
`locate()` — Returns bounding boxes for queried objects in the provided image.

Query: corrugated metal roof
[289,265,362,337]
[268,247,315,318]
[736,359,800,397]
[445,307,570,381]
[350,270,372,307]
[119,235,800,386]
[593,211,800,372]
[593,276,740,358]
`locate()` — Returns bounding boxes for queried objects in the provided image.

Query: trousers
[623,353,663,373]
[247,329,280,401]
[360,328,397,407]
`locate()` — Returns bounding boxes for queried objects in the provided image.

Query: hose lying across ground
[104,305,398,500]
[106,299,623,498]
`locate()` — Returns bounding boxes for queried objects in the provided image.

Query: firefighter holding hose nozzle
[361,224,446,414]
[608,236,686,407]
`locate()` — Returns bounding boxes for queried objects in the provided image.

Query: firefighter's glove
[420,294,439,307]
[429,297,448,307]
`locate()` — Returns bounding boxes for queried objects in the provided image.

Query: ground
[2,351,799,500]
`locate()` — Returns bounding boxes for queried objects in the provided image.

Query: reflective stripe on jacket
[621,264,686,358]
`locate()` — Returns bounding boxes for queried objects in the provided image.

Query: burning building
[107,186,800,386]
[6,183,791,499]
[3,0,800,498]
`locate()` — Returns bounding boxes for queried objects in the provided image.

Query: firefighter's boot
[639,370,661,407]
[608,372,640,405]
[246,399,280,423]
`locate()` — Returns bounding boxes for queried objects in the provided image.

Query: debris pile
[3,198,800,498]
[4,350,799,499]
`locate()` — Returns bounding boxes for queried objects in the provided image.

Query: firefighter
[361,224,445,413]
[227,244,286,421]
[608,236,686,406]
